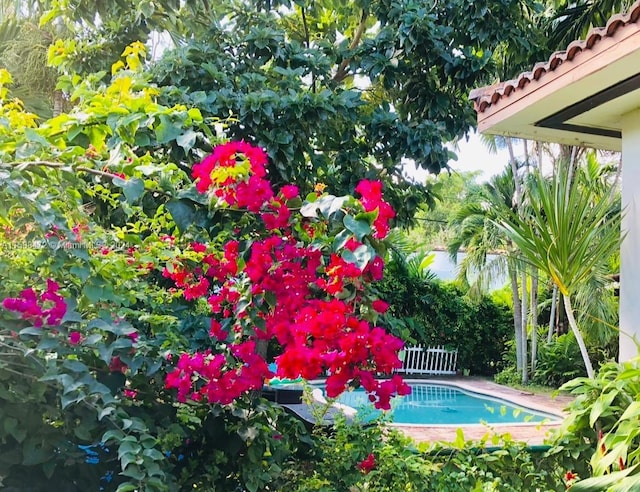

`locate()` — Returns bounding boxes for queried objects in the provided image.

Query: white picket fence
[397,345,458,375]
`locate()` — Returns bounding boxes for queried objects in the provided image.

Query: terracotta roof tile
[470,0,640,113]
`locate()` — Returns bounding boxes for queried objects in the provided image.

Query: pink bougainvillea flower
[279,184,299,200]
[357,453,376,474]
[372,299,389,313]
[191,241,207,253]
[123,389,137,399]
[209,319,227,341]
[109,356,127,373]
[364,256,385,281]
[162,145,408,409]
[68,331,82,345]
[192,141,276,213]
[355,179,396,239]
[1,279,67,327]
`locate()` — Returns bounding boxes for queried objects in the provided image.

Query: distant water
[429,250,507,291]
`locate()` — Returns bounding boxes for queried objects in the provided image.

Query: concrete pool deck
[393,376,574,446]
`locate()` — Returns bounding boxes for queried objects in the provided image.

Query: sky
[404,130,510,184]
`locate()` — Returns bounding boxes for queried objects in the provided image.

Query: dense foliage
[0,46,410,490]
[546,355,640,490]
[531,333,588,387]
[0,2,634,490]
[291,414,565,491]
[38,0,548,226]
[378,255,512,375]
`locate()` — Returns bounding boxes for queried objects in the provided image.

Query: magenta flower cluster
[2,279,67,327]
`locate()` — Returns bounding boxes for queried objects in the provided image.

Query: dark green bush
[532,333,586,387]
[378,259,512,375]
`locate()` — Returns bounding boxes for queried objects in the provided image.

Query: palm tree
[547,0,635,49]
[498,161,622,378]
[448,166,531,380]
[0,1,60,117]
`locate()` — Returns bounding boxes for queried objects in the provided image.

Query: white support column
[620,109,640,361]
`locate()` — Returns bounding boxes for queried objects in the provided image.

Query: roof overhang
[470,4,640,151]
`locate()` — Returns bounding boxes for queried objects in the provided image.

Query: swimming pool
[317,382,559,425]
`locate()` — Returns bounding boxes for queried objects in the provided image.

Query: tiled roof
[470,0,640,113]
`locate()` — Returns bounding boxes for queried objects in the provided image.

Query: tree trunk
[520,266,528,383]
[53,90,65,117]
[547,284,558,343]
[563,294,595,379]
[530,271,538,373]
[506,137,521,206]
[510,265,523,371]
[506,137,525,377]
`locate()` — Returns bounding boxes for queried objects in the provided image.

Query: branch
[301,6,316,93]
[301,6,310,49]
[333,10,368,84]
[4,160,173,198]
[5,160,124,180]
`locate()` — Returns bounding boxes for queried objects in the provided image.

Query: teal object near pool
[322,383,559,425]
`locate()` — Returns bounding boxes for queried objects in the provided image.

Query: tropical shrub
[0,43,409,491]
[289,415,563,491]
[378,258,512,375]
[547,355,640,490]
[532,333,587,387]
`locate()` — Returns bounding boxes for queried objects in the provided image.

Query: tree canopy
[36,0,545,224]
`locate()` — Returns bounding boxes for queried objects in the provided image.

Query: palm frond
[497,161,622,299]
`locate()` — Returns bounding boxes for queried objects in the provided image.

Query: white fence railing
[397,345,458,375]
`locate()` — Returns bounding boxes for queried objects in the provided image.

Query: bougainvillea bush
[0,43,409,491]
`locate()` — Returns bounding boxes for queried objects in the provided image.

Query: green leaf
[61,306,84,323]
[22,438,51,465]
[453,428,466,449]
[116,484,139,492]
[70,265,91,282]
[19,327,42,336]
[619,400,640,421]
[300,201,319,218]
[61,392,81,409]
[301,195,348,219]
[99,372,126,393]
[166,199,204,233]
[146,360,162,376]
[332,229,352,251]
[103,429,126,442]
[590,390,618,427]
[84,333,103,346]
[570,465,638,491]
[83,279,117,304]
[319,195,348,218]
[343,215,371,241]
[74,423,93,441]
[342,244,374,270]
[176,129,197,152]
[36,337,59,350]
[155,114,183,144]
[113,177,145,204]
[98,406,116,420]
[63,360,89,372]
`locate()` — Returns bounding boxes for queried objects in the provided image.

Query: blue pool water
[326,383,557,425]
